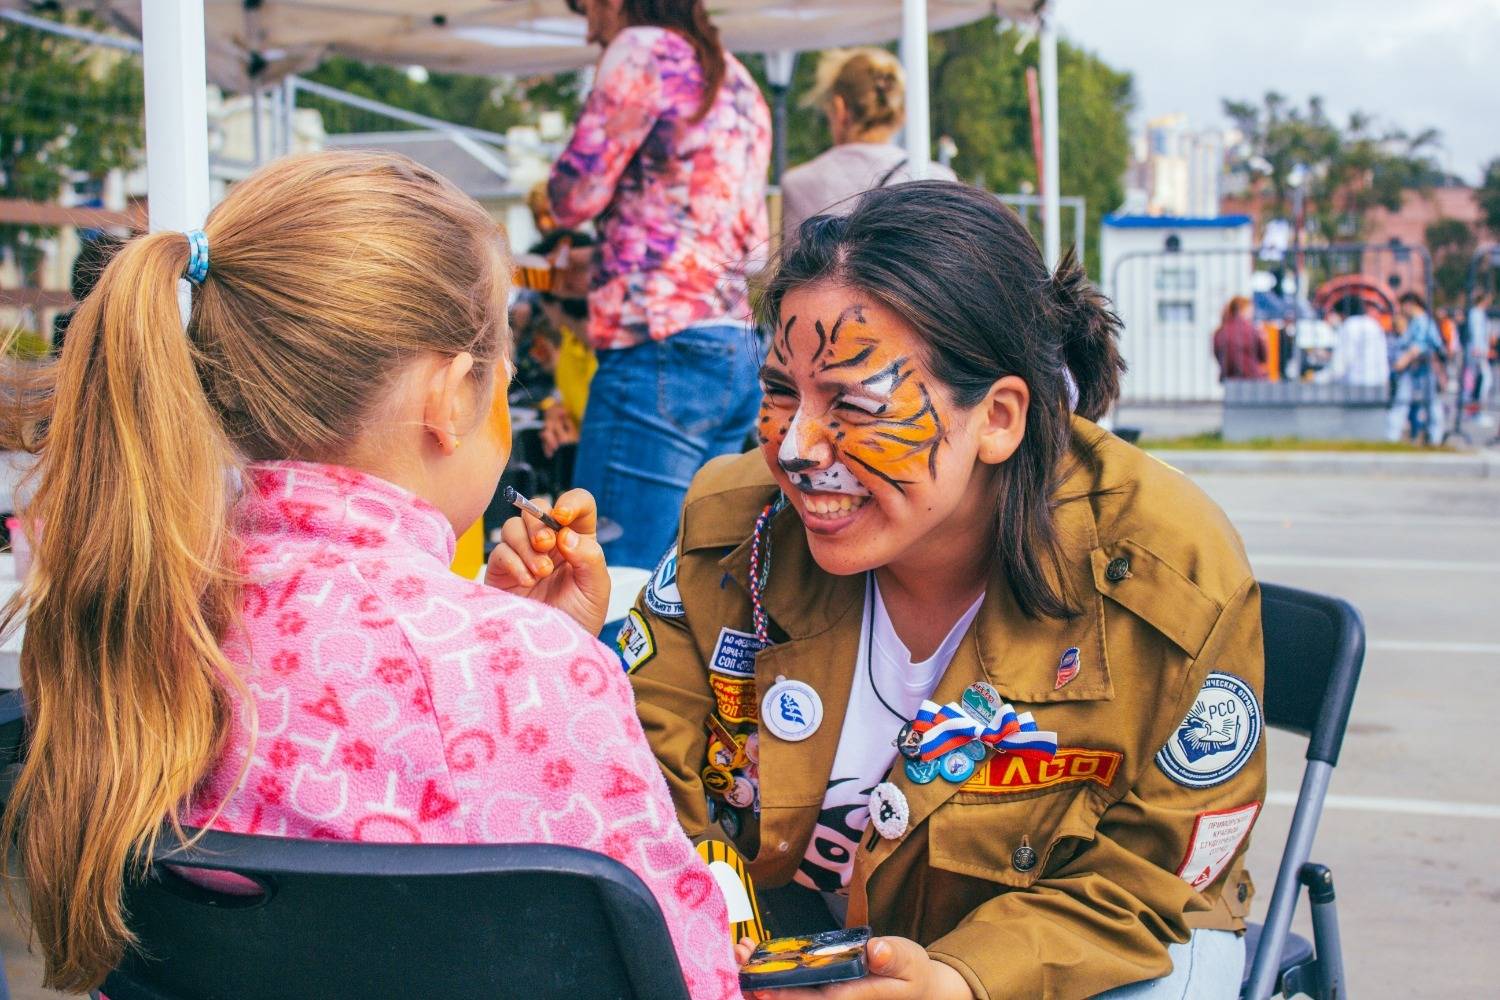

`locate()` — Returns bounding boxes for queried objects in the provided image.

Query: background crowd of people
[1211,286,1496,444]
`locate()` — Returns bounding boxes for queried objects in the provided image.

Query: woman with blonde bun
[780,48,957,244]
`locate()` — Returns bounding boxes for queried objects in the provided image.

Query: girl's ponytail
[1049,247,1126,421]
[3,230,243,991]
[0,151,505,990]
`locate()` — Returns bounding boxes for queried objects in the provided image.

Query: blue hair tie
[184,229,210,285]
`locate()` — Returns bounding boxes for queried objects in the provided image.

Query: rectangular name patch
[617,609,655,674]
[710,674,760,724]
[960,747,1124,795]
[710,627,768,678]
[1176,802,1261,890]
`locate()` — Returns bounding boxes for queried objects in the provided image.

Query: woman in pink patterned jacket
[4,150,741,999]
[549,0,772,573]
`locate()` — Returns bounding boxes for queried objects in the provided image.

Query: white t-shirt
[794,576,985,904]
[1329,314,1390,388]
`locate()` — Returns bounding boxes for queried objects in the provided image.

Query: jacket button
[777,840,790,853]
[1238,882,1249,903]
[1105,556,1131,582]
[1011,843,1038,873]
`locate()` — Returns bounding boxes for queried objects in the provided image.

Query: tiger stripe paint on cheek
[759,302,948,496]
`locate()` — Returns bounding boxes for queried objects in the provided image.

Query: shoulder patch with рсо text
[960,747,1123,795]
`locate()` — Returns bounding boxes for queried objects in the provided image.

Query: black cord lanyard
[864,573,906,723]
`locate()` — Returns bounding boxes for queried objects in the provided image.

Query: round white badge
[869,782,910,840]
[760,679,823,742]
[1155,672,1262,788]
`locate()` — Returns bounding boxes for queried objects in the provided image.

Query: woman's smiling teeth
[802,493,870,518]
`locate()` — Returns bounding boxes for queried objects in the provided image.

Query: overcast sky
[1052,0,1500,182]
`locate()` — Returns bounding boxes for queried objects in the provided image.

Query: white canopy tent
[5,0,1062,261]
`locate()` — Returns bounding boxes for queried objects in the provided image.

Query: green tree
[1222,93,1443,242]
[1426,217,1478,307]
[1479,158,1500,237]
[0,15,143,286]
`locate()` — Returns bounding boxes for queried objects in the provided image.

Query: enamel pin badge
[1055,647,1081,690]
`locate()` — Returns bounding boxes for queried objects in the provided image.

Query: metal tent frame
[8,0,1065,265]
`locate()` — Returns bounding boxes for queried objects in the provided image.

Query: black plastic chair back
[103,829,691,1000]
[1258,583,1364,763]
[0,688,24,804]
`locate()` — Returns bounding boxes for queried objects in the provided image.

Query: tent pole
[900,0,930,180]
[1039,6,1061,268]
[282,76,297,156]
[141,0,211,232]
[251,88,265,166]
[763,51,795,185]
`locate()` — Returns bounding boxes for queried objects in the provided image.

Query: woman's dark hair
[622,0,725,122]
[759,181,1125,620]
[1399,291,1428,310]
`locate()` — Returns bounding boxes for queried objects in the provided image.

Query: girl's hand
[485,488,610,635]
[738,936,973,1000]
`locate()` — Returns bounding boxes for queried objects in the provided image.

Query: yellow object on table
[452,518,486,580]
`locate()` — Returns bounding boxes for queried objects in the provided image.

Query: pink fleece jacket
[185,461,741,999]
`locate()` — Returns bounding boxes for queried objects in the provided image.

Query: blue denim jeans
[575,323,762,571]
[1091,930,1245,999]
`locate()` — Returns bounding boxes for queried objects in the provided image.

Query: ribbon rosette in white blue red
[910,698,1058,764]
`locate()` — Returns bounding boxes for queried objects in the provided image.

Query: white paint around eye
[861,368,900,398]
[838,393,887,415]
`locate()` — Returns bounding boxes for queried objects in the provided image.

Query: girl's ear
[422,352,477,454]
[974,375,1030,466]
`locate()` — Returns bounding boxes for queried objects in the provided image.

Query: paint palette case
[738,926,871,991]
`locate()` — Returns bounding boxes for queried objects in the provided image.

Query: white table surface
[605,566,652,625]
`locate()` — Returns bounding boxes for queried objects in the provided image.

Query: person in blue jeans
[546,0,772,572]
[574,323,763,569]
[1388,292,1445,443]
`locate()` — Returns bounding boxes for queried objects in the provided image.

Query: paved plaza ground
[1203,467,1500,998]
[0,464,1494,998]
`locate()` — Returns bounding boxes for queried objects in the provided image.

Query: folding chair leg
[1245,761,1333,1000]
[1299,864,1346,999]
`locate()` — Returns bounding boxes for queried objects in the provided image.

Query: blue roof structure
[1102,214,1252,229]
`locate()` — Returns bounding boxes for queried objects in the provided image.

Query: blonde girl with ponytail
[1,151,741,999]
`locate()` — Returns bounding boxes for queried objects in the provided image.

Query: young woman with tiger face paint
[756,284,1030,588]
[616,182,1263,1000]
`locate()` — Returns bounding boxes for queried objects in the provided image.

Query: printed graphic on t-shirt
[793,776,876,893]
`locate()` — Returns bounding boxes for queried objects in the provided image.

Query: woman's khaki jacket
[627,418,1266,999]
